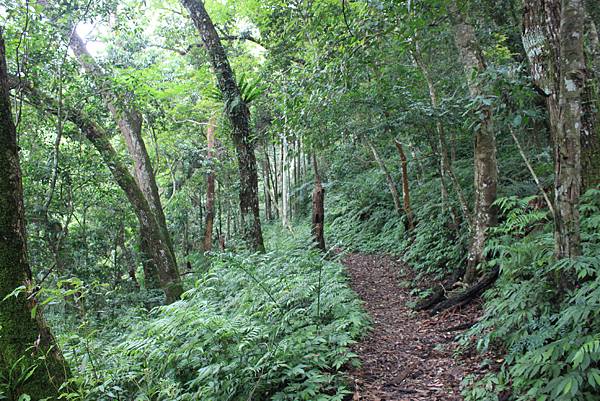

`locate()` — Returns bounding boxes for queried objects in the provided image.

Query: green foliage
[461,189,600,401]
[57,226,368,400]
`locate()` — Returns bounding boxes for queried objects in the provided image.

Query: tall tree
[282,135,291,227]
[67,32,178,290]
[311,154,326,251]
[555,0,585,259]
[394,140,415,231]
[522,0,586,259]
[0,30,69,398]
[181,0,265,252]
[203,117,216,251]
[18,81,183,303]
[450,3,498,283]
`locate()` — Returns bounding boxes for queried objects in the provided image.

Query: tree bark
[451,5,498,284]
[555,0,585,259]
[0,31,70,398]
[20,83,183,303]
[394,140,415,231]
[522,0,585,260]
[582,14,600,189]
[203,117,216,251]
[311,154,326,251]
[181,0,265,252]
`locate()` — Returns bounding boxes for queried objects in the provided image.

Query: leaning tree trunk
[67,32,177,286]
[181,0,264,252]
[366,138,403,216]
[451,5,498,284]
[311,154,326,251]
[203,118,216,251]
[19,83,183,303]
[0,31,70,398]
[411,40,471,227]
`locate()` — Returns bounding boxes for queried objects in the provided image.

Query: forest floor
[343,253,495,401]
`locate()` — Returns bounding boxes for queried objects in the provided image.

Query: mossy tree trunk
[0,30,69,399]
[181,0,265,252]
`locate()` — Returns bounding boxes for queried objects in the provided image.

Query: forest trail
[344,254,489,401]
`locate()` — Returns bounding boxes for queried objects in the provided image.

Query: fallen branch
[430,266,500,315]
[414,266,465,311]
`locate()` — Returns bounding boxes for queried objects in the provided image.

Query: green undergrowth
[56,225,369,400]
[461,188,600,401]
[325,163,470,279]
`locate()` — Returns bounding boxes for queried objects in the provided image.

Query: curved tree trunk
[181,0,265,252]
[19,83,183,303]
[67,33,177,287]
[0,31,70,398]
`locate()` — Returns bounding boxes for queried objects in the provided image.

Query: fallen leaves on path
[344,253,492,401]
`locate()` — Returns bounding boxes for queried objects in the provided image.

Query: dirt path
[344,253,488,401]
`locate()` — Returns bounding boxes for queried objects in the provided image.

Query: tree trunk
[522,0,585,260]
[181,0,264,252]
[68,32,177,286]
[555,0,585,260]
[582,14,600,189]
[394,140,415,231]
[311,154,326,251]
[366,139,403,216]
[282,135,290,227]
[262,145,273,221]
[20,83,183,303]
[0,31,70,398]
[203,117,216,251]
[451,5,498,284]
[271,142,280,219]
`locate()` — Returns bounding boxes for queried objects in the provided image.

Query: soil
[343,253,494,401]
